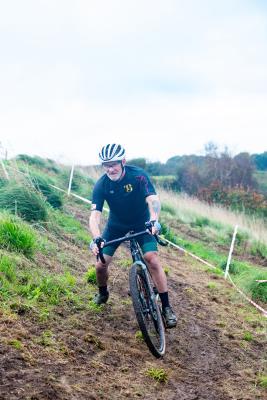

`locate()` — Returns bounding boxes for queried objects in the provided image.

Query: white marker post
[68,165,74,196]
[224,225,238,279]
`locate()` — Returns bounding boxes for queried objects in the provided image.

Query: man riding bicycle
[89,143,177,328]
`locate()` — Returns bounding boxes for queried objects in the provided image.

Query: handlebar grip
[97,248,106,264]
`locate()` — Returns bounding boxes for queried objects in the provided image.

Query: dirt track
[0,208,266,399]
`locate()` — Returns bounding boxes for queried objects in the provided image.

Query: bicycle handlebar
[96,228,168,264]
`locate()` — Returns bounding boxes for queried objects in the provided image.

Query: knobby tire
[129,262,166,358]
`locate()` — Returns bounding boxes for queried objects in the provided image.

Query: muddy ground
[0,203,266,400]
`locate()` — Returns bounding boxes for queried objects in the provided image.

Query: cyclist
[89,143,177,328]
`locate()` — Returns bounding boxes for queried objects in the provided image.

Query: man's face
[102,161,123,181]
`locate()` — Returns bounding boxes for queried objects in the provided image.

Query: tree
[251,152,267,171]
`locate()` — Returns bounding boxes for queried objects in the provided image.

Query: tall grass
[159,188,267,245]
[29,172,63,209]
[0,213,37,257]
[0,183,48,222]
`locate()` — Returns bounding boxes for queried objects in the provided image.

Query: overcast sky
[0,0,267,165]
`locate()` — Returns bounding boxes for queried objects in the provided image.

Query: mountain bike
[97,222,168,358]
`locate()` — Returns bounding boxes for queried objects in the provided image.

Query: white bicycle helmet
[99,144,126,163]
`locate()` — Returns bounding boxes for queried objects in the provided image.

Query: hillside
[0,157,266,399]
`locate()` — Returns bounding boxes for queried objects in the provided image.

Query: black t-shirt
[91,165,156,230]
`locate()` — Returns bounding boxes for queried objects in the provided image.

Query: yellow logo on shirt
[124,184,133,193]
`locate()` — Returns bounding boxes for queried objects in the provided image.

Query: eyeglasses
[102,162,120,170]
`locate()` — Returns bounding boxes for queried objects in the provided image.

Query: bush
[0,183,48,222]
[0,213,37,257]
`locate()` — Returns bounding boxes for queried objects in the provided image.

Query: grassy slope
[0,199,266,399]
[0,158,266,398]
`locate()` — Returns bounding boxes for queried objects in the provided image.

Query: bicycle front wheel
[129,262,166,358]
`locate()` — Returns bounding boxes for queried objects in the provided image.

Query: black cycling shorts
[102,225,158,256]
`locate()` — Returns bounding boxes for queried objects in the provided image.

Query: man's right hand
[89,236,106,256]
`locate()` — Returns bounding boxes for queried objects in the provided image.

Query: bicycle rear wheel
[129,262,166,358]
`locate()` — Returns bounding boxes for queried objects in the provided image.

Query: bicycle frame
[96,226,167,358]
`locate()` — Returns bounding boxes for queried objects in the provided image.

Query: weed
[85,267,97,285]
[242,331,253,342]
[257,374,267,388]
[88,300,103,312]
[205,267,223,276]
[84,333,105,350]
[207,282,217,290]
[135,330,144,341]
[38,330,55,347]
[8,339,23,350]
[163,266,170,275]
[145,367,168,383]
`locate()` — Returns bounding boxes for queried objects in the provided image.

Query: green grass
[0,253,78,313]
[250,240,267,259]
[8,339,23,350]
[160,223,267,303]
[145,367,168,383]
[30,172,63,209]
[242,331,253,342]
[85,266,97,285]
[0,183,48,222]
[135,330,144,341]
[0,213,37,257]
[207,282,217,290]
[258,374,267,388]
[235,269,267,303]
[161,203,177,216]
[50,209,91,245]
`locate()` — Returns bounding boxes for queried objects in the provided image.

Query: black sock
[159,292,170,309]
[99,286,108,296]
